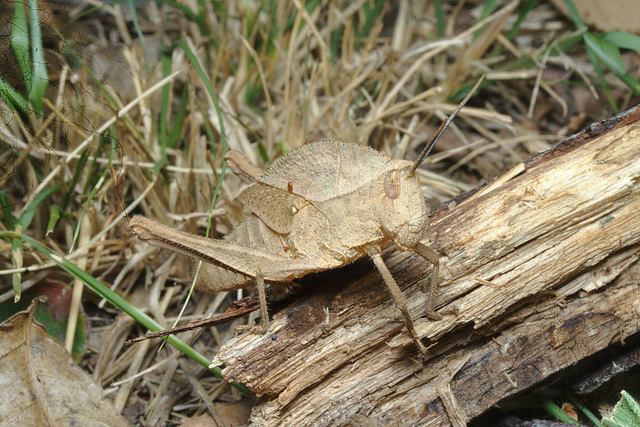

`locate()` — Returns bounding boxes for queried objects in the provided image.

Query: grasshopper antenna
[409,75,485,176]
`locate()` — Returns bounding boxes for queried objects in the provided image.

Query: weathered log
[212,106,640,426]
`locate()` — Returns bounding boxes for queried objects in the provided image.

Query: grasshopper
[131,78,483,357]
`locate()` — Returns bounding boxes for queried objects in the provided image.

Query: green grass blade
[477,0,499,23]
[46,204,61,235]
[0,76,29,113]
[168,41,231,335]
[10,0,31,92]
[585,46,617,112]
[62,41,120,109]
[156,49,172,173]
[585,33,640,95]
[75,0,202,30]
[71,138,115,251]
[83,136,106,194]
[434,0,444,37]
[175,40,229,239]
[567,395,602,427]
[538,396,582,425]
[562,0,585,29]
[0,191,16,230]
[474,0,499,38]
[0,230,251,395]
[17,184,58,232]
[168,83,189,148]
[63,149,90,210]
[28,0,48,114]
[355,0,385,45]
[257,141,269,163]
[195,98,215,146]
[126,0,148,55]
[505,0,539,41]
[11,238,23,302]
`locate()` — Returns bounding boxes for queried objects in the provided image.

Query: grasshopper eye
[384,169,401,199]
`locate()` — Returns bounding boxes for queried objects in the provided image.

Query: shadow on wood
[213,106,640,426]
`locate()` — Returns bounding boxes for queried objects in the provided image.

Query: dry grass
[0,0,638,424]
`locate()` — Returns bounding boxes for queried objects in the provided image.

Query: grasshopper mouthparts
[130,216,156,241]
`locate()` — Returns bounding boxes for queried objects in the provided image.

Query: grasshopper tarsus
[235,323,268,336]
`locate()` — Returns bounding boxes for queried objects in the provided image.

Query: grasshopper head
[376,76,485,249]
[378,160,428,249]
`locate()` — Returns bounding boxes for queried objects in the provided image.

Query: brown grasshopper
[131,78,483,357]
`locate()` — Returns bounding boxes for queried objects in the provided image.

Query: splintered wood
[213,107,640,426]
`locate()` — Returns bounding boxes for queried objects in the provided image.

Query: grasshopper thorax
[377,160,429,250]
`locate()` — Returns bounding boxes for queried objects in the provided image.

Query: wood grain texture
[213,107,640,426]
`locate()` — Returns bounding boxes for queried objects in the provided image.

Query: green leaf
[603,391,640,427]
[603,32,640,51]
[585,33,627,76]
[0,290,88,362]
[38,306,87,363]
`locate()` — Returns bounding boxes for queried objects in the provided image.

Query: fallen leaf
[0,297,127,426]
[549,0,640,34]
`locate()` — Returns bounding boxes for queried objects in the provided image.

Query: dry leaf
[0,297,127,426]
[549,0,640,34]
[562,402,578,421]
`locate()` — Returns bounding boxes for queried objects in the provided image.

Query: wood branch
[212,107,640,426]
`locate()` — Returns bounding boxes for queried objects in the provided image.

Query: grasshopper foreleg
[368,248,428,358]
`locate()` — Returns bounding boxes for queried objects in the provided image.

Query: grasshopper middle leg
[413,242,441,320]
[235,272,271,335]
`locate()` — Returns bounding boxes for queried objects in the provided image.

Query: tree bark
[213,106,640,426]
